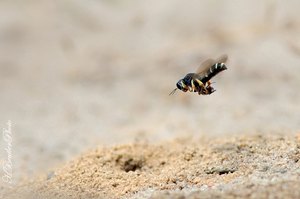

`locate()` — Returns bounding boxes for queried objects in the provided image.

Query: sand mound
[4,134,300,199]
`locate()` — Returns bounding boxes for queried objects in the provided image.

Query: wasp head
[176,79,188,92]
[169,78,189,95]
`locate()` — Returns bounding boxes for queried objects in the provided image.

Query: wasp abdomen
[201,63,227,84]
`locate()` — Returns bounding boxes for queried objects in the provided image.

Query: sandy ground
[3,134,300,198]
[0,0,300,198]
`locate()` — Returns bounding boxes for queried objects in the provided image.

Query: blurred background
[0,0,300,184]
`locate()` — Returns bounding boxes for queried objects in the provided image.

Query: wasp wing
[196,54,228,75]
[195,58,216,75]
[215,54,228,64]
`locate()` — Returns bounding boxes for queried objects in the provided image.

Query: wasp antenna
[169,88,178,96]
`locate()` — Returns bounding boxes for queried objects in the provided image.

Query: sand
[3,134,300,198]
[1,1,300,198]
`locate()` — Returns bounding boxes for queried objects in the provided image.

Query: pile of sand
[4,134,300,199]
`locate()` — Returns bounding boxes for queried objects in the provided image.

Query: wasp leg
[195,79,208,94]
[188,80,194,92]
[195,79,205,89]
[205,82,216,95]
[191,79,196,92]
[203,81,212,94]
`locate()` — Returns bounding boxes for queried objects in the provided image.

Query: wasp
[169,55,228,95]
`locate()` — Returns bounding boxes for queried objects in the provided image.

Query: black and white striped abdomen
[201,63,227,83]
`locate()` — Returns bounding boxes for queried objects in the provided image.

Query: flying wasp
[169,54,228,96]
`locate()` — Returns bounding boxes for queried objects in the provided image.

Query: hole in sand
[122,158,143,172]
[205,167,237,175]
